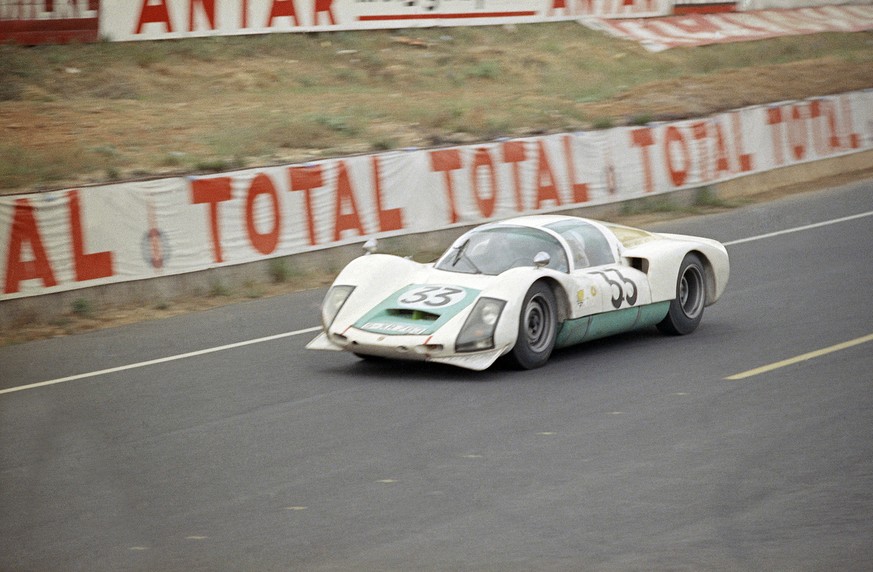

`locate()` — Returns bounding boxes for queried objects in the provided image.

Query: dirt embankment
[2,25,872,194]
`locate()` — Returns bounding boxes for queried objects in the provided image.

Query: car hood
[350,265,504,336]
[352,283,480,336]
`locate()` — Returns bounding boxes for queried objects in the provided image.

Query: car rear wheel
[510,282,558,369]
[657,253,706,335]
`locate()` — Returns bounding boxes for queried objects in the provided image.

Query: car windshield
[435,226,569,275]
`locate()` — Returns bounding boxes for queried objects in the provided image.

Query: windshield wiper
[452,239,469,266]
[451,239,482,273]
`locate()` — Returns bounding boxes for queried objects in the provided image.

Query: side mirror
[534,251,551,268]
[363,238,378,255]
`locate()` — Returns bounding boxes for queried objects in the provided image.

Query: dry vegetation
[1,23,872,194]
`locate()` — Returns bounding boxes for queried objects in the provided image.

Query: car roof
[491,214,602,230]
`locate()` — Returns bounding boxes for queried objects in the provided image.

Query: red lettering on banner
[823,101,843,150]
[430,150,462,224]
[315,0,337,25]
[135,0,173,34]
[563,135,589,203]
[534,141,561,209]
[245,174,282,255]
[809,100,828,156]
[372,157,403,232]
[190,0,217,32]
[820,98,859,153]
[829,97,861,150]
[333,161,365,241]
[502,141,526,212]
[4,198,56,294]
[471,148,497,218]
[788,104,808,161]
[560,0,656,15]
[731,112,753,173]
[665,15,720,35]
[290,164,323,245]
[191,177,233,263]
[691,122,711,182]
[664,126,690,188]
[631,128,656,193]
[841,97,860,149]
[720,13,770,35]
[767,99,859,166]
[712,121,731,176]
[267,0,299,27]
[767,107,785,165]
[68,190,114,282]
[549,0,568,15]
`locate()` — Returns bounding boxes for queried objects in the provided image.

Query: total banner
[1,90,871,300]
[585,4,873,51]
[100,0,673,41]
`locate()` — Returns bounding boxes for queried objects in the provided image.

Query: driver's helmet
[565,231,590,269]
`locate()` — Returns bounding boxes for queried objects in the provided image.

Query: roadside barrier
[2,90,871,305]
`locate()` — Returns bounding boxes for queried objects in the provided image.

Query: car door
[547,220,654,345]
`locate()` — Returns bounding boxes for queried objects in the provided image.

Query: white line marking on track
[0,326,321,396]
[722,210,873,246]
[5,210,873,397]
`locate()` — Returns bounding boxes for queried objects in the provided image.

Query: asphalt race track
[2,180,872,572]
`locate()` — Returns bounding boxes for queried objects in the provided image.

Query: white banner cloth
[583,5,873,51]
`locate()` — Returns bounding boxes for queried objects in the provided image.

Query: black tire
[509,282,558,369]
[657,253,706,336]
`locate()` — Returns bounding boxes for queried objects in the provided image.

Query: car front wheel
[657,253,706,335]
[510,282,558,369]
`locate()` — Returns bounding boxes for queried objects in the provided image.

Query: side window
[547,221,616,269]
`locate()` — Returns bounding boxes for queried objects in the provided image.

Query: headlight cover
[321,285,355,330]
[456,297,506,353]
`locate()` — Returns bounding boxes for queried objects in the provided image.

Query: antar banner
[99,0,672,40]
[1,90,871,299]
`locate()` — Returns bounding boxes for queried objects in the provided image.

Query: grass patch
[243,280,265,298]
[71,298,95,318]
[0,143,109,190]
[2,24,873,193]
[268,258,294,283]
[621,196,683,217]
[693,186,736,209]
[591,117,615,130]
[209,279,230,297]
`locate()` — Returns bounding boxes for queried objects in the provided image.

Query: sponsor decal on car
[360,322,430,335]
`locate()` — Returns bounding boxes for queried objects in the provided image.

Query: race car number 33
[398,286,468,309]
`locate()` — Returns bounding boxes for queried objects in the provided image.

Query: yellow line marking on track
[726,333,873,380]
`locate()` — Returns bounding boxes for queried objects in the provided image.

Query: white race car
[307,215,729,370]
